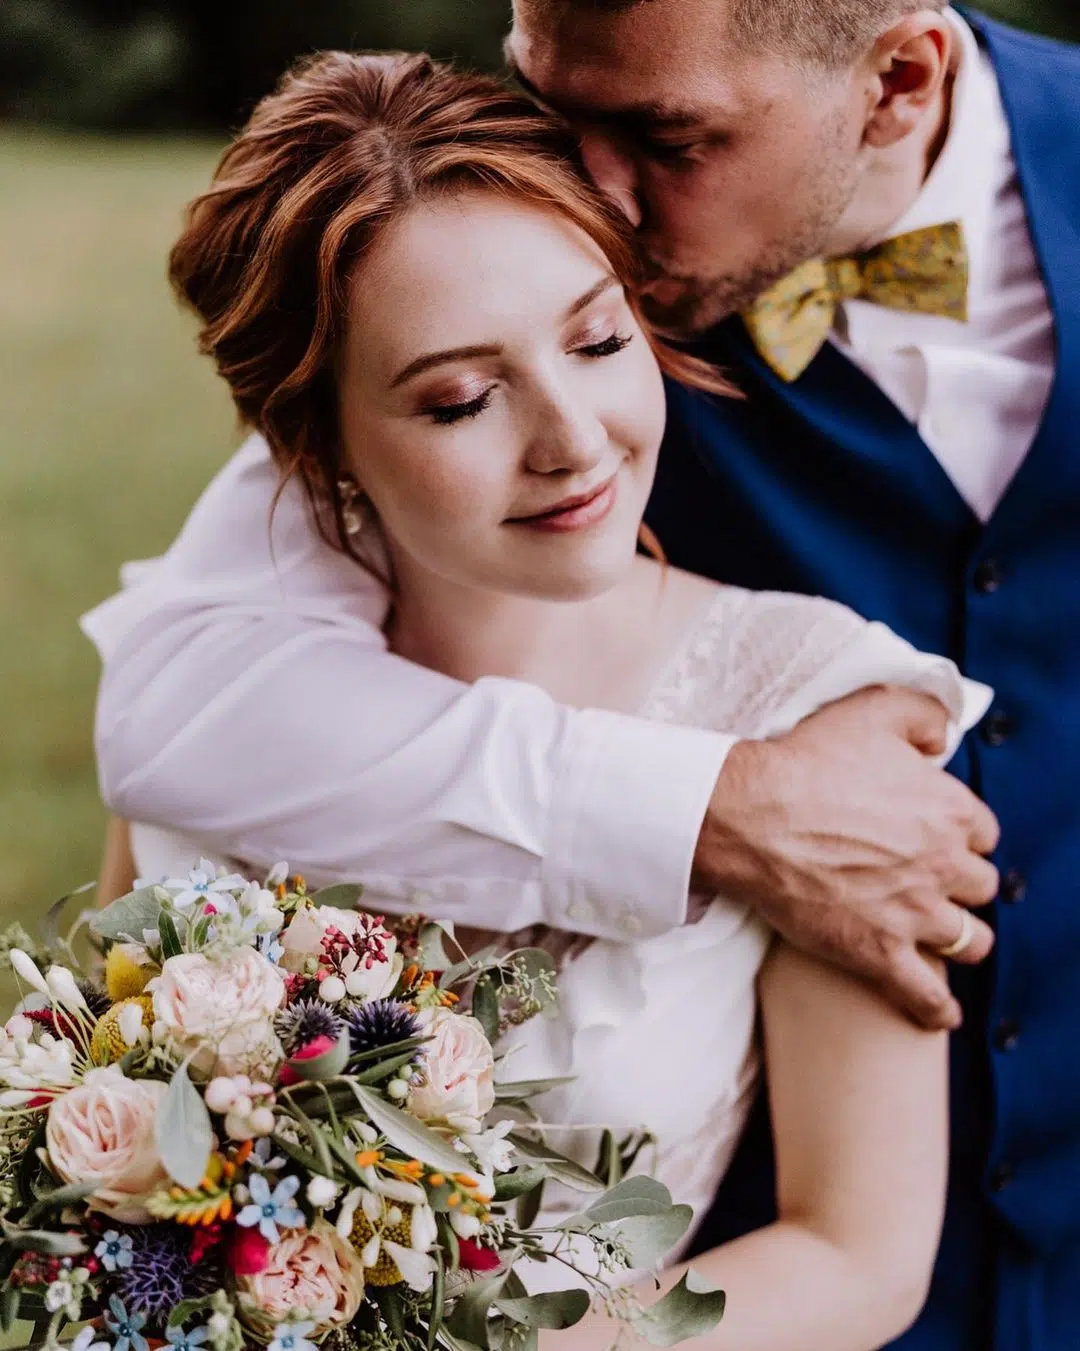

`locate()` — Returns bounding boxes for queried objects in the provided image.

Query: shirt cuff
[544,707,736,941]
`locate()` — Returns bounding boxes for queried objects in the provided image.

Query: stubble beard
[638,115,862,339]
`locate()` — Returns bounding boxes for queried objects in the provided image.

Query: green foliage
[155,1058,215,1188]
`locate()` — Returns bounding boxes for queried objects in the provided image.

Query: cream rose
[280,906,401,999]
[151,947,285,1078]
[45,1065,168,1223]
[240,1219,365,1331]
[408,1009,495,1130]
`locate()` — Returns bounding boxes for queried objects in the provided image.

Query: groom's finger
[919,900,996,966]
[947,852,1000,908]
[880,947,962,1031]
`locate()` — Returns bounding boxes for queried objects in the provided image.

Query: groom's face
[508,0,868,334]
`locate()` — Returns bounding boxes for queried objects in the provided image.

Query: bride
[93,50,992,1351]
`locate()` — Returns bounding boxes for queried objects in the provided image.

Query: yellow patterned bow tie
[742,220,969,383]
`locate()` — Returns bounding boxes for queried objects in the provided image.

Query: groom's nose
[579,132,642,228]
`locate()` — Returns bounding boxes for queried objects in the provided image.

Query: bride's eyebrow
[389,275,621,388]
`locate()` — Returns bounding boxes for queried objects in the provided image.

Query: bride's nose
[523,386,608,476]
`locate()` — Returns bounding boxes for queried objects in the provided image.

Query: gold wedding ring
[937,908,976,961]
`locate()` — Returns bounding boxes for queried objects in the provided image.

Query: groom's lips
[507,476,618,533]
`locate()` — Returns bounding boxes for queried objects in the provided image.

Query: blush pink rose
[239,1219,365,1332]
[45,1065,168,1223]
[408,1009,495,1130]
[151,947,285,1077]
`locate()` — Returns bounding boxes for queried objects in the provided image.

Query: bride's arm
[550,944,947,1351]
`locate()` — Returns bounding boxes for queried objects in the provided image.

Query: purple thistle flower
[115,1226,222,1327]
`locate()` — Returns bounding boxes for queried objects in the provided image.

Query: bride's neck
[386,551,666,710]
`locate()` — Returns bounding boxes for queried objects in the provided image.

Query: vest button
[990,1162,1015,1192]
[981,709,1013,747]
[1001,870,1027,904]
[994,1018,1020,1053]
[973,558,1003,595]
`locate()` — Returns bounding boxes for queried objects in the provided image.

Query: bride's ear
[861,13,952,150]
[337,474,374,537]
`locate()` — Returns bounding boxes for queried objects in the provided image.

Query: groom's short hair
[532,0,949,67]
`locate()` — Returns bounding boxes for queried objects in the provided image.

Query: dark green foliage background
[1,1,1076,132]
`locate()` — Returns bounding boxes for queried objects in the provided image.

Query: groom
[502,1,1078,1347]
[83,2,1080,1348]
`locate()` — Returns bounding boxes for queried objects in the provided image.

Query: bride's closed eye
[575,331,633,358]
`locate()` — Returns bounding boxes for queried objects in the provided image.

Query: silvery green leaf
[310,883,364,910]
[471,975,499,1045]
[23,1181,97,1228]
[493,1077,575,1103]
[155,1058,214,1188]
[353,1048,422,1086]
[445,1271,509,1349]
[494,1290,590,1331]
[507,1133,604,1193]
[158,910,184,960]
[426,1251,446,1351]
[517,1177,545,1229]
[631,1270,726,1346]
[1,1285,21,1333]
[0,1220,86,1257]
[348,1083,467,1173]
[492,1166,548,1201]
[286,1027,351,1083]
[90,886,164,943]
[419,923,455,972]
[610,1206,694,1268]
[168,1295,215,1328]
[581,1177,673,1224]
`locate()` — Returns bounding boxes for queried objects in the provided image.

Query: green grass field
[0,129,238,925]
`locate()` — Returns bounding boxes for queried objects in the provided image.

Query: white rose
[408,1009,495,1131]
[150,947,285,1078]
[280,907,401,999]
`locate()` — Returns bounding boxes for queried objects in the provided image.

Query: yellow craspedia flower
[90,995,154,1065]
[350,1204,413,1286]
[105,945,154,1001]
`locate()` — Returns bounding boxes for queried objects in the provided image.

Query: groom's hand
[694,687,999,1030]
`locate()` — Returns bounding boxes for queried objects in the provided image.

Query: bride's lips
[507,477,618,533]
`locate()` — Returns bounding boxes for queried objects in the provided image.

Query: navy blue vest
[645,15,1080,1350]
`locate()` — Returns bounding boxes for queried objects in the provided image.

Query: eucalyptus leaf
[272,1132,327,1178]
[494,1290,590,1331]
[349,1034,430,1069]
[580,1177,673,1224]
[191,914,214,950]
[158,910,184,960]
[507,1134,604,1193]
[280,1095,335,1177]
[90,886,165,944]
[419,923,455,973]
[353,1048,422,1086]
[631,1270,726,1347]
[23,1181,97,1229]
[155,1058,214,1188]
[610,1205,694,1268]
[493,1077,575,1103]
[1,1285,20,1334]
[426,1250,446,1351]
[310,883,365,910]
[492,1166,548,1201]
[445,1271,509,1349]
[286,1027,351,1083]
[516,1178,545,1230]
[372,1286,406,1339]
[0,1221,86,1257]
[472,975,500,1045]
[348,1083,467,1173]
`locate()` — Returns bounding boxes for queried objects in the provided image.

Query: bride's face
[338,190,666,602]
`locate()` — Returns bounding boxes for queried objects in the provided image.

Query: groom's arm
[86,436,999,1028]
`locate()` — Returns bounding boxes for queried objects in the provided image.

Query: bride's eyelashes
[418,331,634,426]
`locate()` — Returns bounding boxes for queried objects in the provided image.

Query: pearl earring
[337,476,368,537]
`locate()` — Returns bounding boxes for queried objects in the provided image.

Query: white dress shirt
[832,11,1055,522]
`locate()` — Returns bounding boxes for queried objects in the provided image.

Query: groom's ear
[859,12,952,150]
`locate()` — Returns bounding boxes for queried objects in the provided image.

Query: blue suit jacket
[644,14,1080,1350]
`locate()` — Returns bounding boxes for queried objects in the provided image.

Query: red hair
[169,50,732,557]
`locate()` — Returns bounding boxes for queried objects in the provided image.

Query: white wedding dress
[130,585,992,1262]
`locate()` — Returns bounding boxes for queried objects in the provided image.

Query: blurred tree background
[0,0,1076,131]
[0,0,1076,925]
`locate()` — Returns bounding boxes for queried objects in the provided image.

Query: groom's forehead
[507,4,753,124]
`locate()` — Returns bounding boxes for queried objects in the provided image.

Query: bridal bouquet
[0,865,724,1351]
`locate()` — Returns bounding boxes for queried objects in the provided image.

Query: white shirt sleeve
[81,436,733,942]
